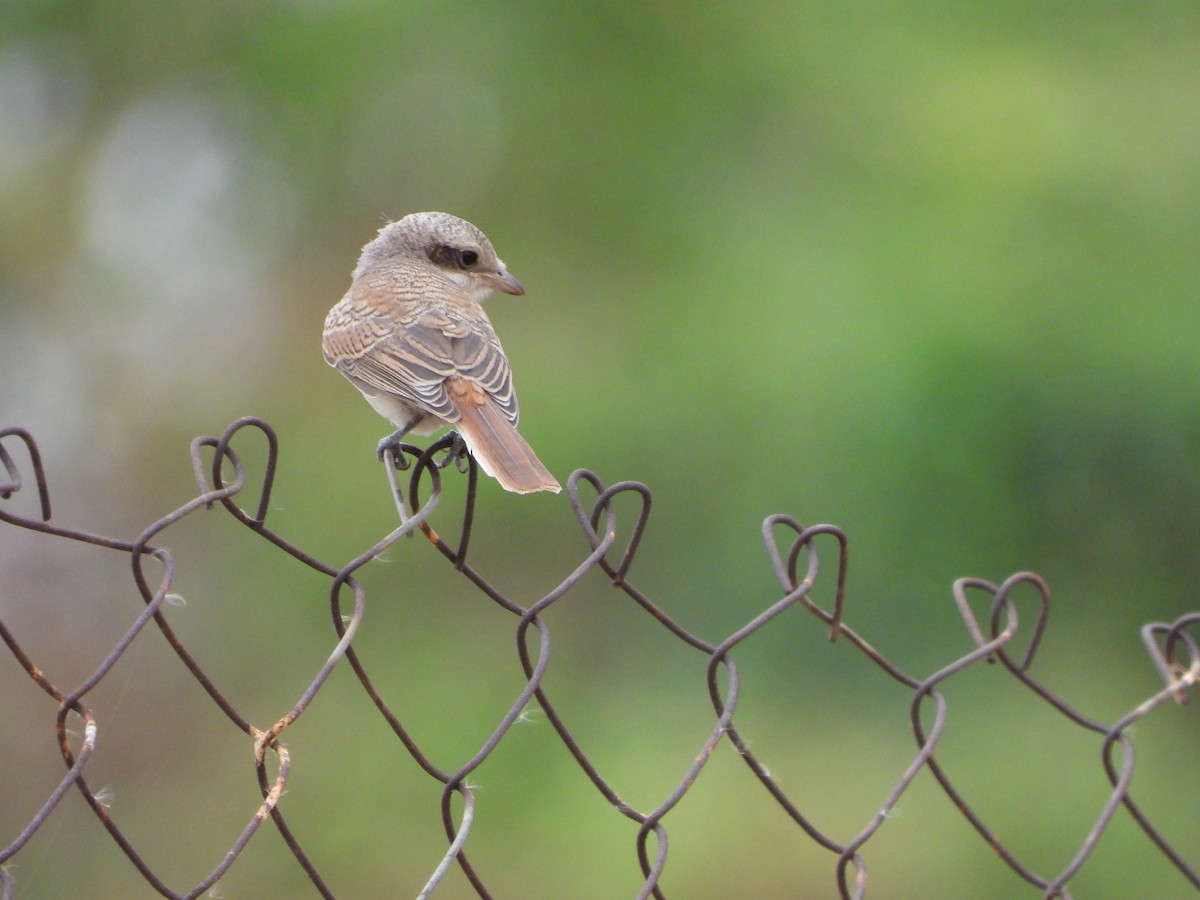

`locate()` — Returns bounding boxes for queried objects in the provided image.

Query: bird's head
[354,211,524,301]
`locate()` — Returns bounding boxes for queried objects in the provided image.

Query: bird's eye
[460,249,479,267]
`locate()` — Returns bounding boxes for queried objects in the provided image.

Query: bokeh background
[2,3,1199,897]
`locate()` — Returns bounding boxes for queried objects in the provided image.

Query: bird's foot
[437,431,470,471]
[376,428,413,468]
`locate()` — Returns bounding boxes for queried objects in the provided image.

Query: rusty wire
[1,417,1197,899]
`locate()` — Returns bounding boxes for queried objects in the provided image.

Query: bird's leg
[376,416,421,465]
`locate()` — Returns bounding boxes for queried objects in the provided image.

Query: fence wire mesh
[1,417,1197,899]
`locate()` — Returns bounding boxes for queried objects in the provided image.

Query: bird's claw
[437,431,470,472]
[376,434,412,469]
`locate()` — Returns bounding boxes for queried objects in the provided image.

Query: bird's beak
[484,269,525,296]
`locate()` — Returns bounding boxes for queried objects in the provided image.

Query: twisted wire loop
[1,419,1197,899]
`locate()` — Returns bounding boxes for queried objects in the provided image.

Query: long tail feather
[456,400,560,494]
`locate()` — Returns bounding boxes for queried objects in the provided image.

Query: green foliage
[2,3,1199,896]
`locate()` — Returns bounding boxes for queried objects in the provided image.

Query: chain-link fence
[1,418,1197,899]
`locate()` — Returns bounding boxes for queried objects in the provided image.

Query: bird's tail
[452,389,561,495]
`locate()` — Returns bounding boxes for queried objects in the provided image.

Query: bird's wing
[446,322,518,425]
[323,279,518,425]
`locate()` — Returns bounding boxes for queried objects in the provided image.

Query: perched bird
[322,212,561,494]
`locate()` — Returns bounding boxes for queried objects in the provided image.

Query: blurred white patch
[76,85,299,418]
[84,95,242,275]
[0,319,83,455]
[0,37,89,192]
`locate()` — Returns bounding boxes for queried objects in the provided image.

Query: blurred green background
[2,2,1199,897]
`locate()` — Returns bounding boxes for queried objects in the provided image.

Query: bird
[322,212,561,494]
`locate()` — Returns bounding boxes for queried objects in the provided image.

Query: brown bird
[322,212,561,494]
